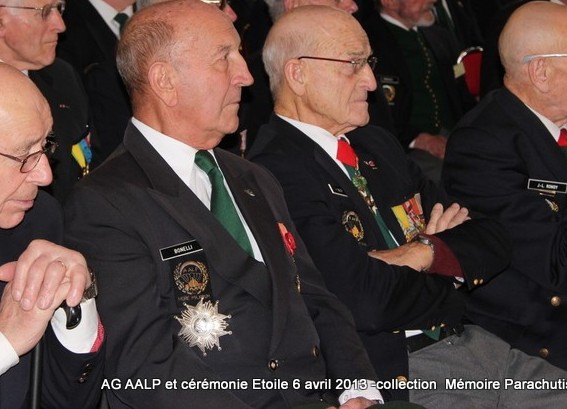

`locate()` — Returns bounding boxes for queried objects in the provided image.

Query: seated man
[0,63,103,408]
[362,0,476,182]
[63,1,422,408]
[443,1,567,370]
[248,5,567,408]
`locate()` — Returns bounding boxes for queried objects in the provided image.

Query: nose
[49,7,66,33]
[27,154,53,187]
[223,3,238,22]
[341,0,358,14]
[234,54,254,87]
[362,64,377,91]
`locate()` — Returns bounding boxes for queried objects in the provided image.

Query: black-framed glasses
[0,138,57,173]
[201,0,228,10]
[298,55,377,74]
[0,1,65,21]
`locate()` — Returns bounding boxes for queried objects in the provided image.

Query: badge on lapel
[342,210,365,242]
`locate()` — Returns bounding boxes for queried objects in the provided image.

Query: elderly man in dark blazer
[249,5,567,408]
[443,1,567,371]
[0,63,103,409]
[62,1,427,408]
[0,0,99,201]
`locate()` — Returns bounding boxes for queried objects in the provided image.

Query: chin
[0,212,26,229]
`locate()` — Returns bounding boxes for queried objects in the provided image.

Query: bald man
[250,5,567,408]
[0,63,103,408]
[444,1,567,370]
[62,1,418,408]
[223,0,394,156]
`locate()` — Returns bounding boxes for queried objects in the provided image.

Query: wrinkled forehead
[316,19,371,56]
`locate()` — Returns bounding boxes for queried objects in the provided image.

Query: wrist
[414,234,435,271]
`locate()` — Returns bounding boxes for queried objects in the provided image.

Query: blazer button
[473,279,480,286]
[312,346,320,358]
[78,377,87,384]
[268,359,279,371]
[539,348,549,359]
[396,375,408,382]
[551,296,561,307]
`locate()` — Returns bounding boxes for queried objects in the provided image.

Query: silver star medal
[175,298,232,356]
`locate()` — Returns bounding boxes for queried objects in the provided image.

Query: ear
[283,58,307,97]
[147,62,178,106]
[527,58,551,93]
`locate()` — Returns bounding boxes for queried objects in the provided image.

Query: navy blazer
[0,192,103,409]
[57,0,119,77]
[64,122,377,408]
[443,87,567,369]
[249,115,511,399]
[30,59,97,202]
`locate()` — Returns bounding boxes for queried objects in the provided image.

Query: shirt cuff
[338,380,384,405]
[427,235,464,278]
[0,331,19,376]
[51,299,99,353]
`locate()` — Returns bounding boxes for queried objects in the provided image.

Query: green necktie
[195,150,253,256]
[336,139,397,249]
[337,140,440,340]
[114,12,129,33]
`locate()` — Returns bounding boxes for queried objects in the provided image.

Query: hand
[368,241,432,272]
[413,132,447,159]
[424,203,470,235]
[0,239,90,311]
[0,280,70,356]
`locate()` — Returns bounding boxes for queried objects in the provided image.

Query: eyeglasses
[0,137,57,173]
[201,0,228,10]
[0,1,65,21]
[522,53,567,64]
[298,56,377,74]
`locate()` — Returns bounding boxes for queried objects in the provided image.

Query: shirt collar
[88,0,134,38]
[524,104,563,142]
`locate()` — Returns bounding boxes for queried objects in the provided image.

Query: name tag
[160,240,203,261]
[328,184,348,197]
[527,179,567,195]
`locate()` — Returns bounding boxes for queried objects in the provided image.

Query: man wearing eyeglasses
[443,1,567,371]
[0,63,104,408]
[249,6,567,408]
[0,0,99,201]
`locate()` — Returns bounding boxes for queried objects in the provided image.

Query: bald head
[0,63,53,228]
[500,1,567,80]
[0,63,51,136]
[117,0,232,108]
[500,1,567,124]
[264,6,362,98]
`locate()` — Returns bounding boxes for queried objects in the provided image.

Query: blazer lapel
[123,123,271,308]
[215,149,293,351]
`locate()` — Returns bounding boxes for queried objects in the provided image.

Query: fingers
[0,262,16,282]
[9,239,90,311]
[19,258,68,310]
[425,203,469,234]
[424,203,444,234]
